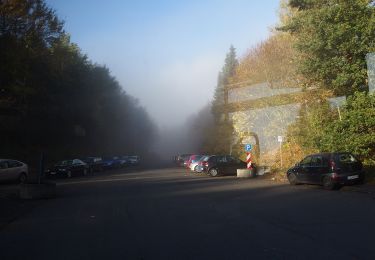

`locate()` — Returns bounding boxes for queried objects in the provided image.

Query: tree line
[199,0,375,168]
[0,0,157,164]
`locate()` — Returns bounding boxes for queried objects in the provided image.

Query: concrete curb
[237,169,256,178]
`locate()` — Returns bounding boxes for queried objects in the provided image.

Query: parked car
[197,155,213,173]
[0,159,28,183]
[102,156,122,169]
[176,154,192,167]
[120,156,130,166]
[47,159,89,178]
[287,152,365,190]
[115,156,129,167]
[201,155,246,177]
[82,157,104,172]
[189,155,206,172]
[127,155,140,165]
[186,154,203,169]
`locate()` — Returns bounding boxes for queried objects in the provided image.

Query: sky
[46,0,280,128]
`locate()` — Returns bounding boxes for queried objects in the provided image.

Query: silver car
[0,159,28,183]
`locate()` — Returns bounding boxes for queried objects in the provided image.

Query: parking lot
[1,166,375,259]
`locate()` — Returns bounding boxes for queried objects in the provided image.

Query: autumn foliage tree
[234,32,300,88]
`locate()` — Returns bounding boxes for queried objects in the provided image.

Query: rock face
[237,169,256,178]
[19,182,56,199]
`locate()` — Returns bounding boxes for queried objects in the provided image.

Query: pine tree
[212,45,238,122]
[202,46,238,154]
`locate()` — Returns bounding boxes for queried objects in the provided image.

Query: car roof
[0,159,21,162]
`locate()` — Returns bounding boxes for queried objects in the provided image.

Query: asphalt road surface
[1,167,375,260]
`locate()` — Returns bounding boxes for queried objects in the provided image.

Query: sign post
[277,136,283,168]
[245,144,253,169]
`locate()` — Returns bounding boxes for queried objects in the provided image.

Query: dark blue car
[102,157,119,169]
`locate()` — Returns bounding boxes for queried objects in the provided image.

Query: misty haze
[1,1,375,259]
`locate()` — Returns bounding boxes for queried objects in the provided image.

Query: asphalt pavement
[1,167,375,260]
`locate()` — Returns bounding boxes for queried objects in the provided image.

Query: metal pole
[39,152,44,184]
[279,141,283,168]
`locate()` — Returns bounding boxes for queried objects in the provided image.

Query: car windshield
[202,156,210,161]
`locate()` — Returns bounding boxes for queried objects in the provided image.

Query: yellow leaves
[233,33,300,88]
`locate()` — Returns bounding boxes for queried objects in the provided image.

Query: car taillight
[202,161,208,167]
[331,172,339,179]
[330,160,336,171]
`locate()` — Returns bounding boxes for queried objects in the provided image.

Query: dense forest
[0,0,157,164]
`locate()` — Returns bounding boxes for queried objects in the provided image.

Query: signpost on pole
[245,144,253,169]
[244,144,252,152]
[277,136,283,168]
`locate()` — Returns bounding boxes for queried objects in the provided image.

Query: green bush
[320,92,375,164]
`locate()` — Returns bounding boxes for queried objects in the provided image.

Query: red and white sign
[246,152,252,169]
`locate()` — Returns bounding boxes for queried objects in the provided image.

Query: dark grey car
[202,155,247,177]
[287,152,365,190]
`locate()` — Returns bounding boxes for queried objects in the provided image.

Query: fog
[118,55,221,128]
[46,0,279,129]
[154,104,214,160]
[0,0,281,162]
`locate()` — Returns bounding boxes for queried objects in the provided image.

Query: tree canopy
[0,0,157,163]
[280,0,375,95]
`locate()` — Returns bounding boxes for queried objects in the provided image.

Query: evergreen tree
[222,45,239,82]
[212,45,238,121]
[0,0,157,163]
[203,46,238,154]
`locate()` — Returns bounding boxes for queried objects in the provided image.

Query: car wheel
[287,173,298,185]
[66,170,72,178]
[194,165,198,172]
[209,168,218,177]
[19,173,27,184]
[322,176,336,190]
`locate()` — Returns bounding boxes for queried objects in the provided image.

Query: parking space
[1,166,375,259]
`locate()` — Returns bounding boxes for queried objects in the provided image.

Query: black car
[82,157,104,172]
[287,152,365,190]
[201,155,246,177]
[47,159,89,178]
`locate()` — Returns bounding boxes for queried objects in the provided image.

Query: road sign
[245,144,252,151]
[277,136,283,143]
